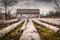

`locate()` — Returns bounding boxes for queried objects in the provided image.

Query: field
[0,18,60,40]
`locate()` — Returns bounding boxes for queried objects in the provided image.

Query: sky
[10,0,55,15]
[0,0,58,15]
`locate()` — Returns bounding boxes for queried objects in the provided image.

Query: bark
[32,19,60,34]
[20,19,41,40]
[20,19,28,33]
[38,18,60,26]
[5,0,7,20]
[0,19,18,24]
[0,20,24,38]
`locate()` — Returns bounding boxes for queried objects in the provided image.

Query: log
[20,19,28,33]
[38,18,60,26]
[0,19,18,24]
[20,19,41,40]
[32,19,60,34]
[0,20,24,38]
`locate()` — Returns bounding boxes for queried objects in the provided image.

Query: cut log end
[57,30,60,34]
[20,29,24,33]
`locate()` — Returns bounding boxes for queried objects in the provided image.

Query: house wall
[16,14,39,20]
[16,9,40,20]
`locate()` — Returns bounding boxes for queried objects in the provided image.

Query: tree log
[0,19,24,38]
[32,19,60,34]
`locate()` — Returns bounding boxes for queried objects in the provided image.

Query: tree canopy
[1,0,19,6]
[54,0,60,11]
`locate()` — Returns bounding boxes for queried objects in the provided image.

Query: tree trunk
[5,0,7,20]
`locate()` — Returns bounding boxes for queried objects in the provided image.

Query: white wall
[17,14,39,18]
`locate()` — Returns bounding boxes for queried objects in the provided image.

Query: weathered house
[0,13,6,20]
[0,13,11,20]
[16,9,40,20]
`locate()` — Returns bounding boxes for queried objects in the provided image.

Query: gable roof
[16,9,40,14]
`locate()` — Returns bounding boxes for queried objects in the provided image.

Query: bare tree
[54,0,60,11]
[0,8,3,12]
[0,0,19,19]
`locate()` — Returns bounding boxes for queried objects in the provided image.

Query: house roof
[16,9,40,14]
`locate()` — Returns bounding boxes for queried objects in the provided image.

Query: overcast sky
[10,0,56,15]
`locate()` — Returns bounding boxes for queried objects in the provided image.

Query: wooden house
[16,9,40,20]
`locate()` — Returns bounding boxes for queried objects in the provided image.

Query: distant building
[16,9,40,20]
[0,13,6,20]
[0,12,11,20]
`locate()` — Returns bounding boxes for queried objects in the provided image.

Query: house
[0,12,11,20]
[0,13,6,20]
[16,9,40,20]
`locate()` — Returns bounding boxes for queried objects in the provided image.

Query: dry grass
[34,23,60,40]
[0,22,24,40]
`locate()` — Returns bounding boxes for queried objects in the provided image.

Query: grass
[0,20,60,40]
[0,21,24,40]
[0,21,18,30]
[0,25,7,30]
[34,23,60,40]
[0,23,16,30]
